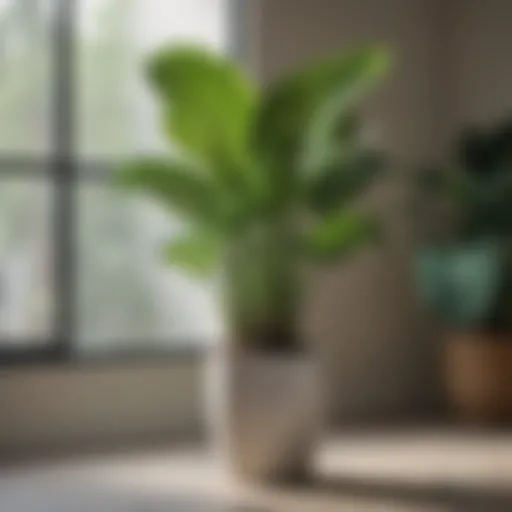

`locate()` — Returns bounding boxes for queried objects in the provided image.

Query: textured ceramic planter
[445,332,512,423]
[206,348,323,482]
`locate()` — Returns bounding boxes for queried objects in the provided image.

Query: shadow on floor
[282,474,512,511]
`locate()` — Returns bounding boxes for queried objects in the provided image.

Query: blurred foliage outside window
[0,0,227,353]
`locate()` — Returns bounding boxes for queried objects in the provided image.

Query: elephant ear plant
[413,117,512,333]
[119,45,390,352]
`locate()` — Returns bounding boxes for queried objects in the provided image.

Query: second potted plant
[413,118,512,422]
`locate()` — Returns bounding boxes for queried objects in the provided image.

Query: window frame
[0,0,244,366]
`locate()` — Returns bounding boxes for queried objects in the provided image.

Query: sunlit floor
[1,429,512,511]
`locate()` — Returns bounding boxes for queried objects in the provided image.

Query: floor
[1,429,512,511]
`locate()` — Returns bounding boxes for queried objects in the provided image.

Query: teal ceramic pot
[414,239,503,330]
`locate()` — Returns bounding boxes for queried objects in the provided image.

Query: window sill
[0,343,205,371]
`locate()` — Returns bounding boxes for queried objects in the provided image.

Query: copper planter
[445,332,512,423]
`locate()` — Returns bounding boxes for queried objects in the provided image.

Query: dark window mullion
[52,0,77,359]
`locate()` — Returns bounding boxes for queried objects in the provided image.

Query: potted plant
[413,118,512,423]
[119,44,390,480]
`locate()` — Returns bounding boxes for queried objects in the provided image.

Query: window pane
[0,0,53,154]
[0,179,53,344]
[76,0,231,159]
[77,183,222,354]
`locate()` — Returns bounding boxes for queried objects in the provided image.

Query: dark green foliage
[413,116,512,333]
[457,119,512,177]
[307,149,385,214]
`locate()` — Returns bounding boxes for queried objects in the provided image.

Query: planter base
[205,348,323,482]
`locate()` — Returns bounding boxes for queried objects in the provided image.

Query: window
[0,0,234,361]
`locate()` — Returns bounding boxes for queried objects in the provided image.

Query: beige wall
[451,0,512,125]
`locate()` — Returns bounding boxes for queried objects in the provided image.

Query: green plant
[119,45,390,351]
[413,118,512,333]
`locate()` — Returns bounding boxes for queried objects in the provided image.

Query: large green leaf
[162,231,221,277]
[147,46,257,189]
[254,46,390,189]
[302,210,380,261]
[300,110,360,177]
[118,157,223,229]
[306,149,386,213]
